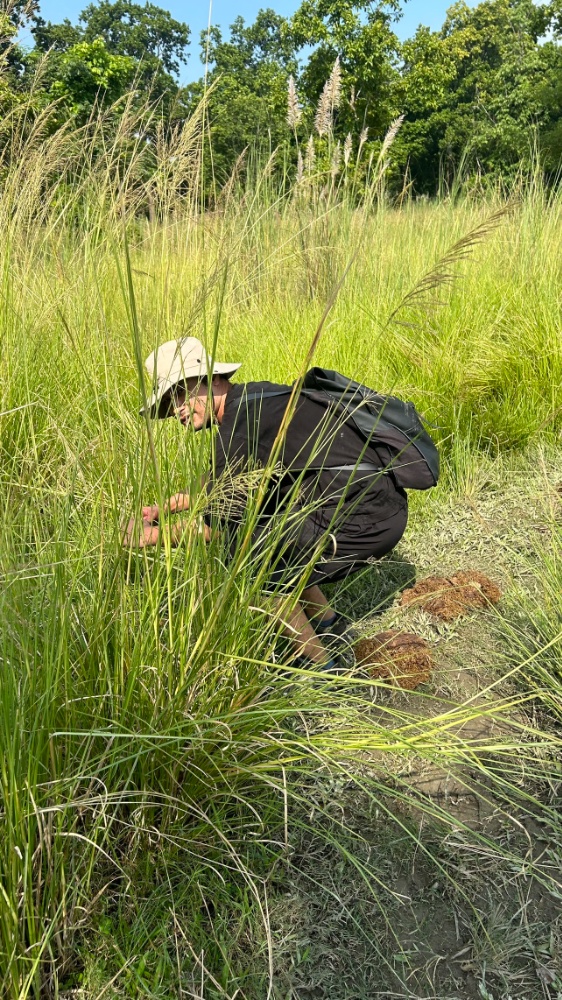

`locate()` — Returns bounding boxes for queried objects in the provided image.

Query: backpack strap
[329,463,381,473]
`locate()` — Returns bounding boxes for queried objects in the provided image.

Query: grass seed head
[314,57,342,136]
[327,55,342,109]
[315,83,332,137]
[287,75,302,129]
[305,134,316,172]
[380,114,405,160]
[358,127,369,156]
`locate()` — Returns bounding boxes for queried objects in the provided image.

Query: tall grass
[0,90,561,997]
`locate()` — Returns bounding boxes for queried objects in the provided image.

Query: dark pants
[254,475,409,590]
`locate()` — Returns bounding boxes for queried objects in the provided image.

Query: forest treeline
[2,0,562,196]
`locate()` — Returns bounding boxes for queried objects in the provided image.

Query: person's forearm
[142,476,208,523]
[169,517,212,545]
[123,514,212,548]
[165,492,190,515]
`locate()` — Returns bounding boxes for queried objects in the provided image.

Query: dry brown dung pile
[400,571,502,621]
[354,630,433,690]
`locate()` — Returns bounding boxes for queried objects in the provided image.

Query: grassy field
[0,102,561,999]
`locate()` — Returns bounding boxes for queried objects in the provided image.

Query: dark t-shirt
[208,381,406,534]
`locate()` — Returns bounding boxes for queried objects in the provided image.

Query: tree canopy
[2,0,561,194]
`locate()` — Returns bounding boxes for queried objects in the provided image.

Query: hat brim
[140,360,242,418]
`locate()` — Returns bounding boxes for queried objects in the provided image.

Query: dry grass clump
[354,630,433,690]
[450,570,502,603]
[400,571,502,621]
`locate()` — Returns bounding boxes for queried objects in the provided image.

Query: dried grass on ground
[400,569,502,620]
[354,630,433,688]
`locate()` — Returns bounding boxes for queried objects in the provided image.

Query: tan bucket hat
[141,337,241,418]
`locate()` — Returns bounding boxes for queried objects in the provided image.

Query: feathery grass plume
[150,97,208,216]
[343,132,353,167]
[314,56,342,136]
[287,75,302,129]
[327,55,342,109]
[383,204,512,334]
[362,115,404,209]
[314,83,332,137]
[379,114,405,162]
[305,134,316,172]
[262,146,277,180]
[215,146,249,211]
[357,126,369,161]
[349,85,356,111]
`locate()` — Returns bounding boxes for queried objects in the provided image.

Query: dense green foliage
[2,0,562,193]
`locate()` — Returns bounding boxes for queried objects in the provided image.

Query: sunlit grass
[0,91,561,997]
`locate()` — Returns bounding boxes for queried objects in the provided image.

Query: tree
[1,0,39,85]
[31,17,83,53]
[206,8,296,74]
[290,0,403,140]
[533,42,562,173]
[541,0,562,38]
[29,0,190,107]
[4,0,561,195]
[395,0,555,193]
[48,37,137,119]
[80,0,190,75]
[3,0,39,34]
[185,10,297,187]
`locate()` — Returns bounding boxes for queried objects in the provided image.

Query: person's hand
[165,492,190,515]
[141,504,160,524]
[122,517,160,548]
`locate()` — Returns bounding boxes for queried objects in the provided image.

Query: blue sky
[19,1,476,83]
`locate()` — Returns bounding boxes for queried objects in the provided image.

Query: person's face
[168,377,214,430]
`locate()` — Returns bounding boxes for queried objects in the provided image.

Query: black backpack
[246,368,439,491]
[300,367,439,491]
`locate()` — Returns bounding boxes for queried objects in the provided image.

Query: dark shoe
[314,613,358,667]
[291,653,350,677]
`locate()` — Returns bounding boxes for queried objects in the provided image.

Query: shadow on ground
[327,547,417,621]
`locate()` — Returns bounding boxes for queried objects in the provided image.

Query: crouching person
[125,337,412,673]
